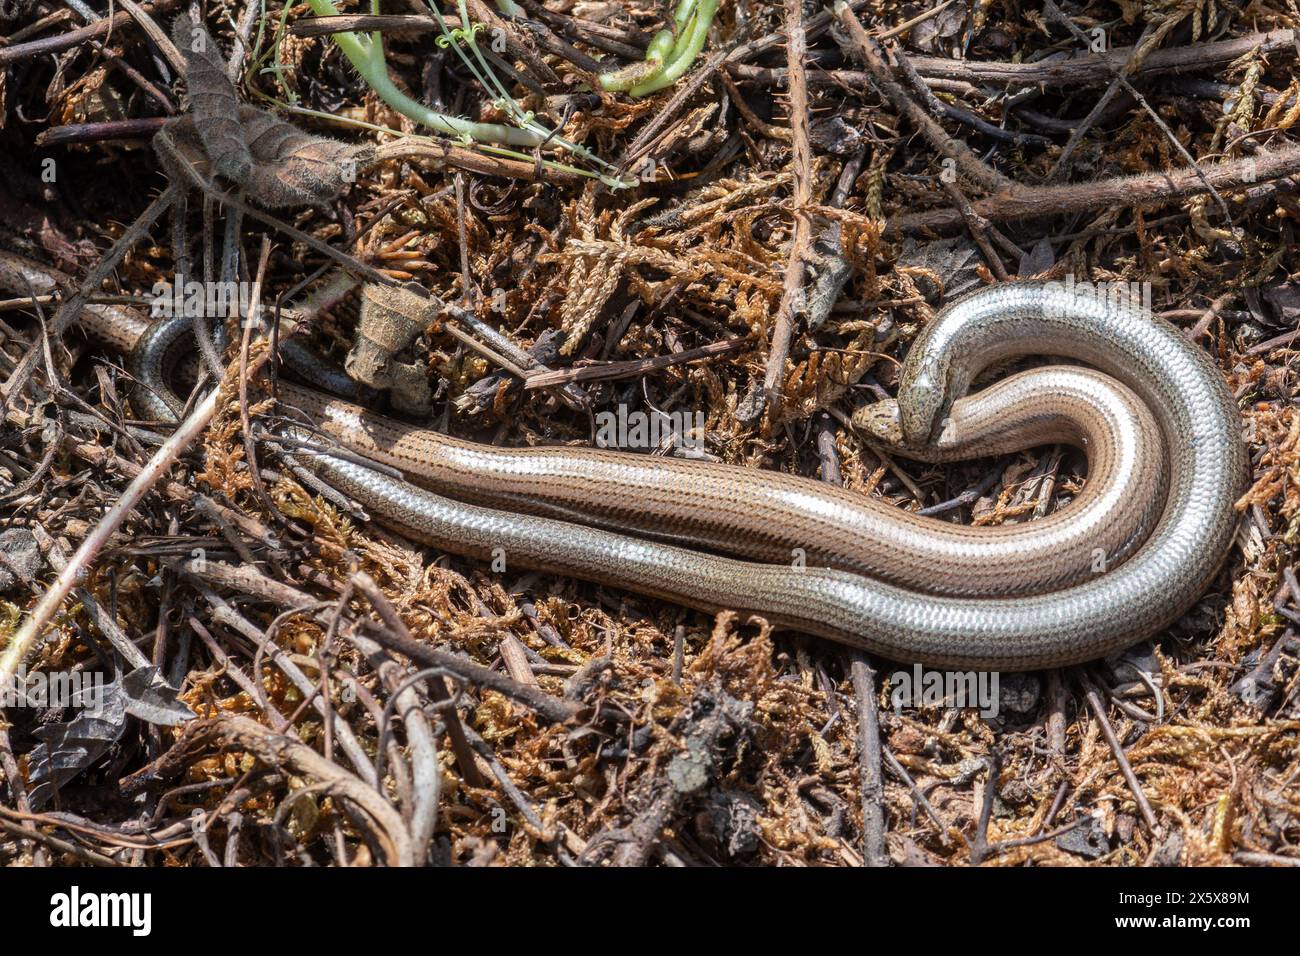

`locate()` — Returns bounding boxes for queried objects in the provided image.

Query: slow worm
[129,297,1165,598]
[298,284,1246,669]
[0,249,1245,668]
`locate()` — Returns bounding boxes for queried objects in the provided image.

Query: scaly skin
[304,282,1246,669]
[130,303,1166,599]
[0,250,1245,669]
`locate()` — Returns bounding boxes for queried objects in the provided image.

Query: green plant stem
[426,0,613,171]
[270,102,610,181]
[597,35,666,92]
[673,0,700,33]
[303,0,543,147]
[596,0,719,97]
[629,0,719,96]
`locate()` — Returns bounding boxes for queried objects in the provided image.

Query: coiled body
[118,282,1166,598]
[302,283,1245,669]
[0,248,1246,669]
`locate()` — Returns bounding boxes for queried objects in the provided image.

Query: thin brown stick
[115,0,185,74]
[290,13,463,37]
[522,337,747,389]
[374,140,585,187]
[1081,674,1158,830]
[350,572,488,790]
[896,29,1297,89]
[940,180,1009,280]
[888,145,1300,233]
[0,387,219,685]
[726,30,1297,99]
[1048,24,1155,179]
[237,238,278,516]
[0,0,180,66]
[361,624,587,726]
[761,0,816,411]
[1041,0,1234,227]
[850,655,889,867]
[0,812,122,866]
[1186,291,1234,340]
[617,46,732,173]
[205,713,414,866]
[0,183,182,411]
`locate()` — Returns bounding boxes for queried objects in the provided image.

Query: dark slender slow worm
[0,250,1245,668]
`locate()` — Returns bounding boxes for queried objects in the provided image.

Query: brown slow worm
[121,276,1165,599]
[293,284,1244,669]
[0,250,1244,668]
